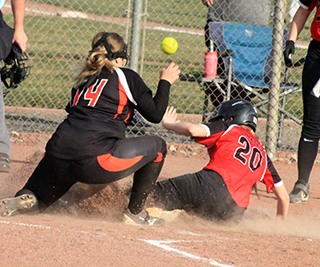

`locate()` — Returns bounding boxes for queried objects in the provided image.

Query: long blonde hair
[241,124,255,135]
[73,32,126,88]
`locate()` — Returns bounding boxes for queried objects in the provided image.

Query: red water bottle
[204,40,218,79]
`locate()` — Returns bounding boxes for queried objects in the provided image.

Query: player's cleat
[0,194,37,217]
[0,153,10,173]
[123,208,165,226]
[289,182,309,203]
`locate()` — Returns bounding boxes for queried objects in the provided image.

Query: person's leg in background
[290,40,320,203]
[0,73,11,172]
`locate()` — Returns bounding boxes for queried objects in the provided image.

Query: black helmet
[211,99,258,131]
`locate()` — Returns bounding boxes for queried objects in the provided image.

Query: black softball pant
[150,169,245,223]
[301,39,320,139]
[18,135,167,213]
[296,39,320,183]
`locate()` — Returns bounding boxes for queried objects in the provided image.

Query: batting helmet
[210,99,258,131]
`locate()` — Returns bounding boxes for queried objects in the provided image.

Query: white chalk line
[0,219,52,229]
[141,239,234,267]
[4,4,81,17]
[0,219,235,266]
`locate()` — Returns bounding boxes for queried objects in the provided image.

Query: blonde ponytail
[73,32,126,88]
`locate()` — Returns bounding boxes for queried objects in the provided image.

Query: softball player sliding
[0,31,180,225]
[150,100,289,223]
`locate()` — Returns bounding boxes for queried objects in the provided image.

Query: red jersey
[300,0,320,42]
[195,122,282,208]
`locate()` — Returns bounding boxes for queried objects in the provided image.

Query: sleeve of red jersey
[194,121,228,146]
[299,0,316,10]
[194,134,220,146]
[261,157,283,193]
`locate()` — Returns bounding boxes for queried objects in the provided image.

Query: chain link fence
[2,0,312,157]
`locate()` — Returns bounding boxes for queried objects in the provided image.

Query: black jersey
[46,67,171,160]
[0,11,14,60]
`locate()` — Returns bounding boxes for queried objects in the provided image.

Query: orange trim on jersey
[154,152,163,163]
[124,107,134,124]
[72,89,81,106]
[97,153,143,172]
[114,77,128,119]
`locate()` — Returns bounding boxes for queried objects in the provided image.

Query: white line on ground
[0,219,235,266]
[152,26,201,35]
[0,220,52,229]
[141,239,235,267]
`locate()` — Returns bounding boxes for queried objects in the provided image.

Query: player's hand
[160,62,181,85]
[283,40,295,68]
[162,106,180,128]
[202,0,214,7]
[12,29,28,53]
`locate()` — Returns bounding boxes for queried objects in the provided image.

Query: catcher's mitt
[1,43,31,95]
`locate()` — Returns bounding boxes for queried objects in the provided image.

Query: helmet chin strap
[89,33,128,60]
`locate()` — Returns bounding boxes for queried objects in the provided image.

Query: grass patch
[36,0,208,29]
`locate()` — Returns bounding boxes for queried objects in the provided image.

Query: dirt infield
[0,133,320,267]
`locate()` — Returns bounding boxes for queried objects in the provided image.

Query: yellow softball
[160,37,178,55]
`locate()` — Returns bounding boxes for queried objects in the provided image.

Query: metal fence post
[139,0,148,76]
[266,0,285,159]
[129,0,143,72]
[125,0,132,44]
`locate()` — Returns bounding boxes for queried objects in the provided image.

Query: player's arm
[11,0,28,52]
[161,106,207,137]
[288,5,312,41]
[266,158,289,220]
[272,184,289,221]
[130,63,180,123]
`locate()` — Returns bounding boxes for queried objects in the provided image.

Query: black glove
[283,40,295,67]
